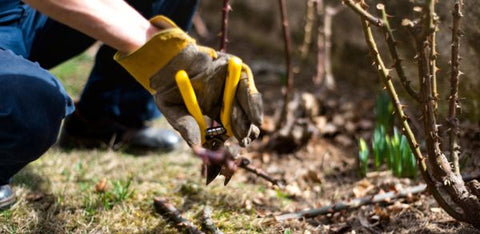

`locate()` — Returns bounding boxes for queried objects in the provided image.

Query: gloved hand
[114,16,263,148]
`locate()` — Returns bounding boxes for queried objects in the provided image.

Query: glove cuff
[114,16,195,93]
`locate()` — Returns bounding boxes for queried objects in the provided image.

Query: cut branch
[448,0,464,176]
[238,157,285,188]
[153,197,204,234]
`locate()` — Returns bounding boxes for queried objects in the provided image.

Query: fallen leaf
[387,201,410,214]
[353,179,375,198]
[374,206,391,220]
[26,192,45,202]
[95,178,108,193]
[303,170,322,184]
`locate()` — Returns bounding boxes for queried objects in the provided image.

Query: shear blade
[205,164,222,185]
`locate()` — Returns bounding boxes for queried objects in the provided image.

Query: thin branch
[377,4,421,102]
[313,0,325,86]
[193,13,210,39]
[278,0,294,129]
[153,197,204,234]
[275,184,427,221]
[342,0,383,27]
[238,158,285,188]
[430,25,439,111]
[360,18,425,188]
[275,173,480,221]
[423,0,439,113]
[220,0,231,52]
[300,0,317,59]
[448,0,464,177]
[319,5,340,90]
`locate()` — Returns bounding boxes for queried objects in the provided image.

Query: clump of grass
[98,178,134,210]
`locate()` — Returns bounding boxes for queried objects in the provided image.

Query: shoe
[0,185,16,211]
[58,111,181,152]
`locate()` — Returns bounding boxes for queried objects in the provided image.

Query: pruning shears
[175,57,243,185]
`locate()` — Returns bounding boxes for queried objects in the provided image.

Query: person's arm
[22,0,161,53]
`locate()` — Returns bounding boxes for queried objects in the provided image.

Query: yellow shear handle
[220,57,243,137]
[175,70,207,144]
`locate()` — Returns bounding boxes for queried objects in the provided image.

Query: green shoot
[358,138,370,177]
[375,90,394,131]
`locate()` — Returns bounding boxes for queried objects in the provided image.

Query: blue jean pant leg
[0,49,74,185]
[76,0,199,126]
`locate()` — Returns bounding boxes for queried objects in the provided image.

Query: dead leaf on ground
[95,178,108,193]
[26,192,45,202]
[387,201,410,214]
[353,179,375,198]
[303,170,323,184]
[374,205,391,221]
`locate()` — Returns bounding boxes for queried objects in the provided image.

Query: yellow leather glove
[114,16,263,148]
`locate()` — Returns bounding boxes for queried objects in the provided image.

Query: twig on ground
[275,184,426,221]
[153,197,204,234]
[275,174,480,221]
[201,206,223,234]
[238,157,285,188]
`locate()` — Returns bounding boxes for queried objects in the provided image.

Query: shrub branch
[377,4,421,102]
[342,0,480,225]
[448,0,464,176]
[278,0,294,128]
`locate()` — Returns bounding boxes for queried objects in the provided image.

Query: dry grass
[1,144,275,233]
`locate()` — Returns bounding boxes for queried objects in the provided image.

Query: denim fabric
[0,50,71,185]
[0,0,199,184]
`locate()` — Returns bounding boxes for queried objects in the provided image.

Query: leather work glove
[114,16,263,149]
